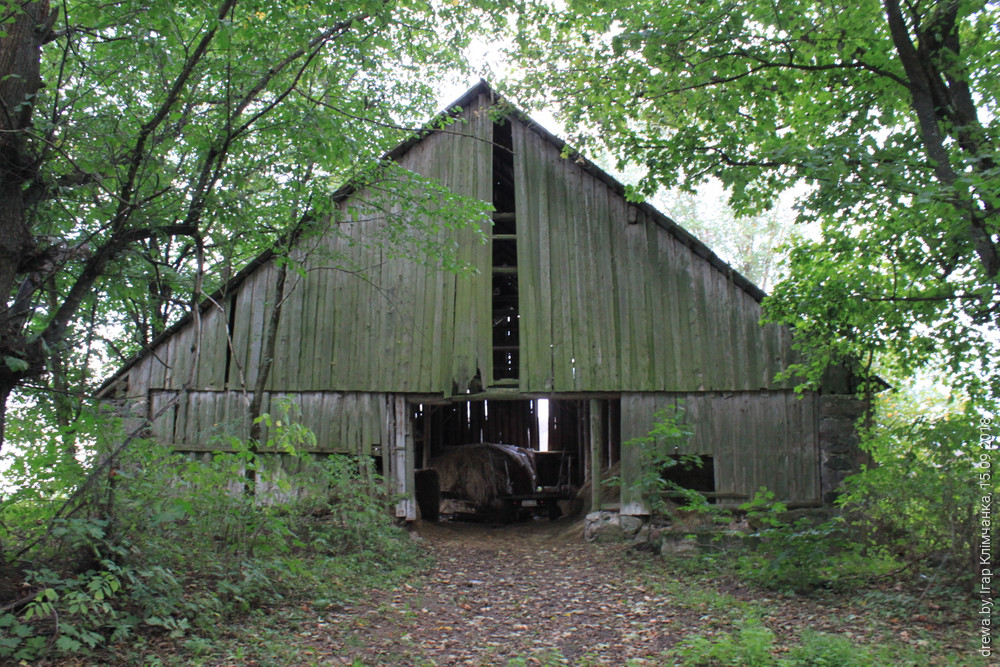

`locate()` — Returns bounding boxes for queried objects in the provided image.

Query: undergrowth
[0,403,422,664]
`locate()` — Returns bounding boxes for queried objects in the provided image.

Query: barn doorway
[410,398,620,522]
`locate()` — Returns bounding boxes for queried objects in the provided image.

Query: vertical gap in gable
[224,294,237,389]
[491,118,519,384]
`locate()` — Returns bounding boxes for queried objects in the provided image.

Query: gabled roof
[97,80,765,395]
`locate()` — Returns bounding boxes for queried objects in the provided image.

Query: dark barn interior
[409,398,621,521]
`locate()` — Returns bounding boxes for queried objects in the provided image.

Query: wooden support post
[422,405,432,470]
[392,395,416,520]
[590,399,603,513]
[620,396,645,516]
[619,441,645,515]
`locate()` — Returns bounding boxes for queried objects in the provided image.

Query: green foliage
[672,622,913,666]
[671,624,911,667]
[784,630,872,667]
[0,409,420,662]
[837,409,994,580]
[0,0,509,453]
[0,517,123,661]
[735,490,895,593]
[671,619,776,666]
[657,187,800,291]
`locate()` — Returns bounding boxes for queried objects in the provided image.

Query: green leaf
[3,356,28,372]
[55,635,82,653]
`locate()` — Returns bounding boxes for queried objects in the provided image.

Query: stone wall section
[818,395,872,504]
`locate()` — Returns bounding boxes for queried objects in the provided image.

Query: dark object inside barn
[411,398,617,522]
[431,443,537,522]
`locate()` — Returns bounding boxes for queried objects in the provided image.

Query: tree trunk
[0,1,48,300]
[882,0,1000,286]
[0,1,53,452]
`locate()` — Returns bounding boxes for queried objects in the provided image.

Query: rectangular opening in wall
[662,455,716,499]
[412,397,595,522]
[491,119,518,384]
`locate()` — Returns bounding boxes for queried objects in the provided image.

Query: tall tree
[0,0,501,448]
[507,0,999,397]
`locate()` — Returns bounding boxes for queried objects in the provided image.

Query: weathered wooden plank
[472,98,494,387]
[763,317,782,391]
[589,171,616,389]
[292,246,319,389]
[149,390,177,442]
[128,351,154,401]
[391,395,416,519]
[206,303,230,389]
[269,263,293,391]
[727,277,748,391]
[669,239,695,390]
[178,390,196,447]
[704,267,728,389]
[594,183,621,389]
[646,226,670,390]
[692,258,715,391]
[619,392,648,515]
[373,222,395,389]
[230,269,255,391]
[241,268,263,390]
[715,393,736,494]
[405,136,435,391]
[518,125,543,391]
[590,399,604,511]
[760,391,784,500]
[640,212,665,390]
[623,213,645,390]
[768,392,788,498]
[578,173,603,388]
[545,138,568,389]
[400,133,442,393]
[306,243,331,391]
[611,199,634,389]
[556,158,582,390]
[577,161,603,390]
[777,321,795,389]
[797,391,820,501]
[341,219,365,389]
[514,124,550,391]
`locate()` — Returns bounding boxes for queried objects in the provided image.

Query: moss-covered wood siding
[113,90,811,463]
[618,391,822,512]
[512,121,794,393]
[147,390,388,455]
[124,93,493,393]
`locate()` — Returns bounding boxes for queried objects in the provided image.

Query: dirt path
[297,519,696,665]
[275,519,969,666]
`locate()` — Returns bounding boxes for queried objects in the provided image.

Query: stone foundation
[585,509,753,555]
[818,395,871,504]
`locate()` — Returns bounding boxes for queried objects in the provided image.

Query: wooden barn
[97,81,867,520]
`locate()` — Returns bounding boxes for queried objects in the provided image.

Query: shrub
[606,406,721,522]
[837,412,993,584]
[734,490,896,592]
[0,403,419,662]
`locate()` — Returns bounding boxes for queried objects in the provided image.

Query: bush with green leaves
[0,403,420,663]
[734,489,896,593]
[837,411,993,583]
